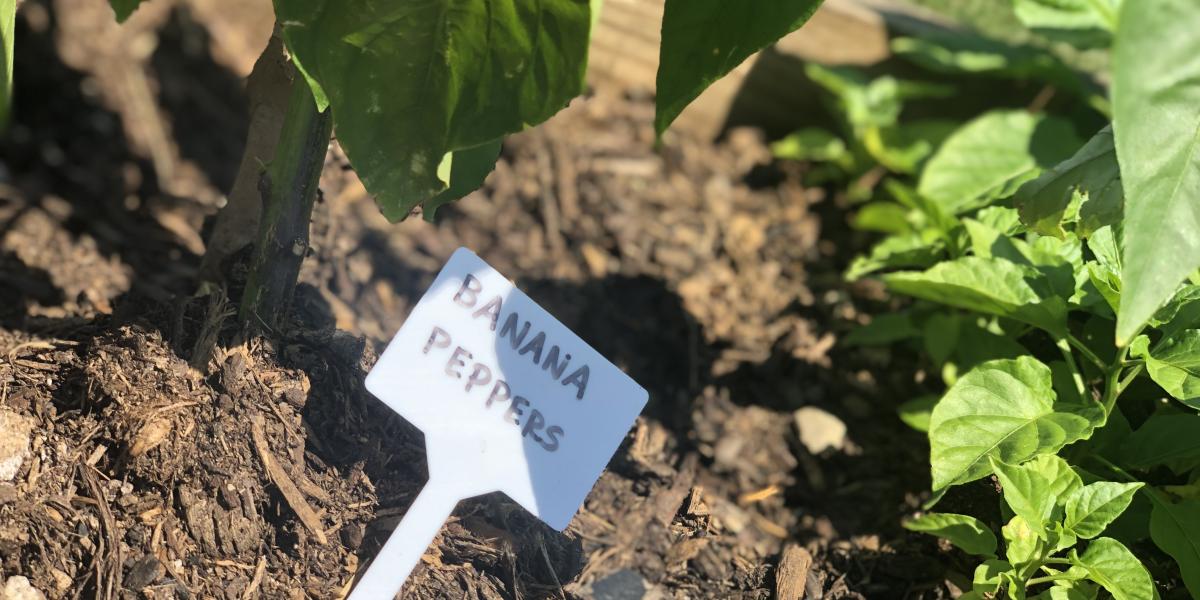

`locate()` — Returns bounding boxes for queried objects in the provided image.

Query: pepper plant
[0,0,828,328]
[803,0,1200,597]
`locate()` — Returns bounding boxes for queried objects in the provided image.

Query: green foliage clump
[786,0,1200,596]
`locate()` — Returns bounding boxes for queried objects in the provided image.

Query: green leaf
[904,512,998,556]
[1149,496,1200,598]
[422,139,504,222]
[1064,482,1144,539]
[991,457,1059,537]
[852,202,912,234]
[866,120,958,174]
[1117,412,1200,471]
[928,357,1097,491]
[890,32,1090,95]
[846,232,943,280]
[109,0,145,22]
[1016,126,1121,238]
[1004,515,1044,566]
[883,256,1069,337]
[1131,330,1200,409]
[1072,537,1155,600]
[770,128,849,164]
[899,395,939,433]
[275,0,591,220]
[918,110,1079,215]
[973,559,1013,593]
[1151,285,1200,339]
[1013,0,1116,46]
[655,0,823,135]
[1112,0,1200,345]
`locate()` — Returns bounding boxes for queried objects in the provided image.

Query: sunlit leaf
[1112,0,1200,344]
[927,357,1097,491]
[904,512,998,556]
[655,0,823,135]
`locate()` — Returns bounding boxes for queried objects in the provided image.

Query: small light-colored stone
[3,575,48,600]
[0,410,35,482]
[794,406,847,455]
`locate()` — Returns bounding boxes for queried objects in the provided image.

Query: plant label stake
[349,248,648,599]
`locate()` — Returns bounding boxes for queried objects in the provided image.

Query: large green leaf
[1063,482,1144,539]
[1116,412,1200,471]
[1149,496,1200,598]
[903,512,998,557]
[655,0,823,135]
[918,110,1078,215]
[928,357,1097,491]
[1112,0,1200,345]
[274,0,591,220]
[1130,331,1200,409]
[1072,537,1155,600]
[422,139,504,222]
[109,0,145,22]
[1016,126,1121,238]
[883,256,1069,337]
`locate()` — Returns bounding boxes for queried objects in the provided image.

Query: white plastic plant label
[348,248,648,600]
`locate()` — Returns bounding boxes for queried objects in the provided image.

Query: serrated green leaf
[883,256,1069,337]
[1064,482,1144,539]
[1130,330,1200,408]
[422,139,504,222]
[109,0,145,22]
[275,0,591,220]
[1112,0,1200,345]
[655,0,823,135]
[1016,126,1121,238]
[1149,496,1200,598]
[1072,537,1155,600]
[1117,412,1200,471]
[904,512,998,556]
[918,110,1079,215]
[928,357,1097,491]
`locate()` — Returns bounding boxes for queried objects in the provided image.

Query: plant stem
[1116,364,1145,397]
[1065,334,1106,370]
[1100,346,1130,416]
[1056,338,1087,400]
[238,66,332,330]
[1090,455,1138,483]
[1026,574,1083,587]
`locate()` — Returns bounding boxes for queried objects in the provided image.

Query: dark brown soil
[1,2,963,599]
